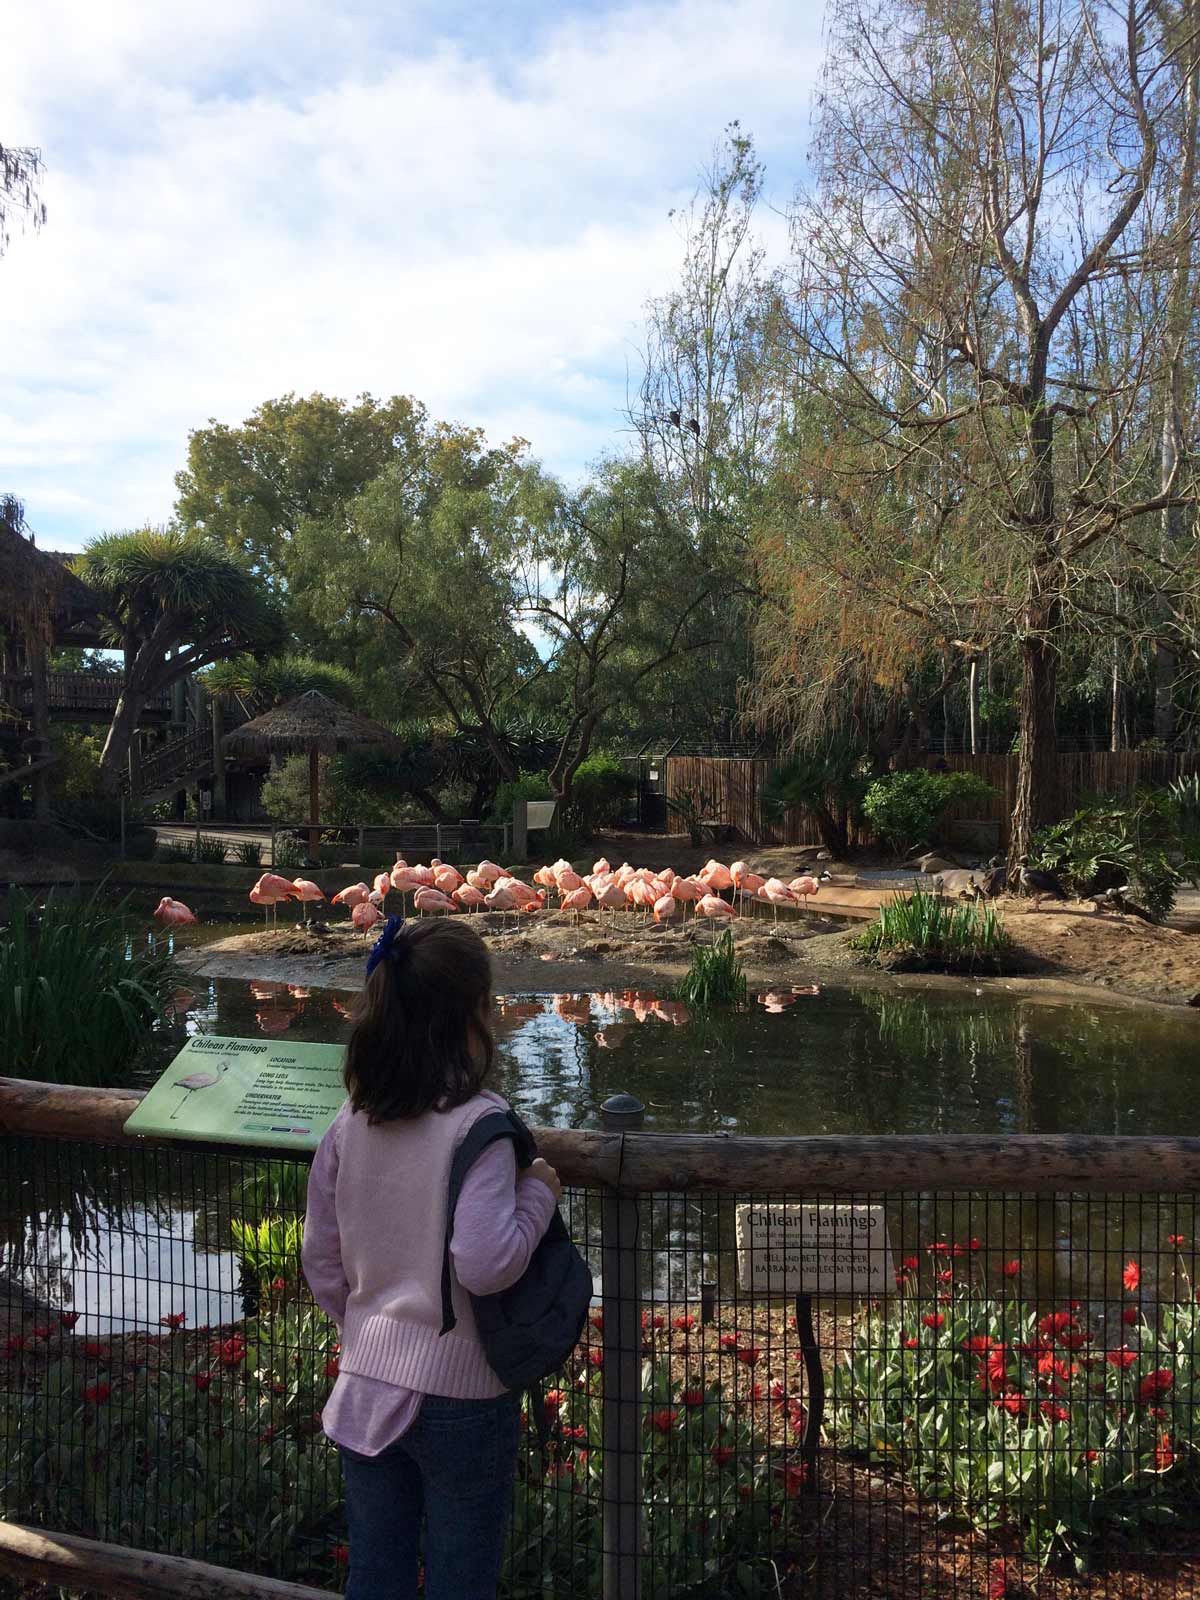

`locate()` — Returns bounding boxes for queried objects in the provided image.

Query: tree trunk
[98,689,149,794]
[307,746,320,861]
[1011,630,1058,865]
[967,658,979,757]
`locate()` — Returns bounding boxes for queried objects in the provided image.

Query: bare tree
[1,145,46,257]
[778,0,1200,859]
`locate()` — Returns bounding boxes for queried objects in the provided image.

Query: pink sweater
[302,1090,556,1455]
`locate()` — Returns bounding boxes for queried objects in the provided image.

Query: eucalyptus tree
[776,0,1200,858]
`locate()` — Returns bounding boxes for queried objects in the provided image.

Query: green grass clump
[851,886,1010,971]
[0,889,180,1084]
[158,838,193,863]
[273,834,307,869]
[673,930,748,1008]
[233,839,263,868]
[230,1214,306,1289]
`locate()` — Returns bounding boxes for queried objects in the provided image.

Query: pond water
[5,978,1198,1333]
[163,976,1199,1137]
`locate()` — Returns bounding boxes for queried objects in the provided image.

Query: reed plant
[851,886,1010,971]
[195,833,229,864]
[673,931,748,1008]
[0,889,180,1084]
[233,839,263,868]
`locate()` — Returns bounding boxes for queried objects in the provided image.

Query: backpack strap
[439,1109,538,1336]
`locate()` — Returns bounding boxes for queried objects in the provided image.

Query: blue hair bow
[366,914,406,979]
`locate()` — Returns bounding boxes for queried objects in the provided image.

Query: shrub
[1032,788,1200,923]
[272,833,307,870]
[667,783,720,848]
[567,754,637,832]
[851,886,1010,971]
[195,833,228,864]
[862,769,996,858]
[234,839,263,868]
[833,1252,1200,1567]
[763,741,870,858]
[487,770,553,826]
[47,729,124,841]
[673,931,748,1008]
[0,889,180,1084]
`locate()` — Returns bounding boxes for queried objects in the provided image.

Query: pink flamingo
[291,879,326,921]
[555,865,584,896]
[789,875,820,910]
[696,893,737,940]
[413,886,456,917]
[373,871,392,905]
[249,874,294,927]
[331,881,371,912]
[153,896,197,928]
[453,883,487,913]
[757,879,796,928]
[594,879,628,929]
[351,900,383,937]
[670,876,702,918]
[700,860,734,894]
[484,882,521,929]
[592,856,612,876]
[561,884,593,925]
[475,860,504,887]
[434,864,465,894]
[653,893,678,925]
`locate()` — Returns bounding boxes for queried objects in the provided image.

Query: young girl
[302,915,560,1600]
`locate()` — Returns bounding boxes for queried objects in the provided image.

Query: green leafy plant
[565,753,637,832]
[861,769,996,858]
[1032,788,1199,923]
[667,784,720,848]
[0,889,180,1084]
[230,1215,306,1289]
[194,834,228,865]
[833,1248,1200,1568]
[763,740,870,857]
[272,833,307,870]
[487,770,553,827]
[851,886,1010,971]
[673,931,748,1008]
[233,839,263,868]
[158,838,194,864]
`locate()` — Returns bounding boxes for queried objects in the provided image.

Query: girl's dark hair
[344,919,495,1123]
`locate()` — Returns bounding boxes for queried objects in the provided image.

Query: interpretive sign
[735,1203,896,1297]
[124,1035,347,1151]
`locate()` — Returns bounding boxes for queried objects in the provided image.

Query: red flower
[1167,1234,1186,1247]
[1039,1401,1070,1423]
[988,1560,1009,1599]
[160,1312,186,1330]
[927,1242,950,1254]
[922,1313,945,1330]
[194,1372,212,1391]
[588,1347,603,1369]
[331,1544,350,1566]
[271,1277,286,1293]
[969,1238,982,1252]
[216,1337,246,1367]
[1082,1448,1099,1463]
[894,1273,908,1289]
[59,1312,80,1330]
[782,1463,808,1497]
[681,1388,705,1408]
[82,1341,107,1358]
[1106,1347,1138,1370]
[33,1324,55,1341]
[1058,1331,1090,1351]
[1002,1260,1022,1277]
[902,1256,919,1271]
[4,1336,26,1356]
[710,1444,734,1467]
[902,1336,920,1350]
[673,1315,695,1331]
[589,1312,604,1333]
[82,1382,111,1404]
[544,1388,565,1409]
[936,1270,954,1283]
[718,1334,739,1351]
[978,1350,1010,1395]
[1122,1307,1139,1325]
[993,1394,1027,1415]
[325,1358,340,1379]
[736,1346,761,1366]
[648,1408,677,1434]
[769,1382,788,1408]
[652,1315,665,1331]
[1154,1432,1175,1471]
[1138,1369,1174,1402]
[963,1336,997,1354]
[1037,1311,1077,1339]
[1123,1261,1141,1292]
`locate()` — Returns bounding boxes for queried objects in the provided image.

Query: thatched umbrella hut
[223,689,400,858]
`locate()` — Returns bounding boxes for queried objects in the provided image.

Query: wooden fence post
[601,1091,645,1600]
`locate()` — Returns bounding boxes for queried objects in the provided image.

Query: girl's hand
[527,1157,562,1202]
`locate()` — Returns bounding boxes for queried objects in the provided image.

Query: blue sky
[3,0,820,551]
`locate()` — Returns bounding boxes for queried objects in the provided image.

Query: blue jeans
[338,1392,520,1600]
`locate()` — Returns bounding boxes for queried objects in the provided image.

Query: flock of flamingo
[151,856,822,938]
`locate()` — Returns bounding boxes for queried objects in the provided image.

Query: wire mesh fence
[0,1129,1198,1597]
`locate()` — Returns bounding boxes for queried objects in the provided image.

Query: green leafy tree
[73,528,283,792]
[201,653,360,717]
[175,391,426,576]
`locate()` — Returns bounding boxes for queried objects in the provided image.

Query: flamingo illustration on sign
[168,1060,232,1121]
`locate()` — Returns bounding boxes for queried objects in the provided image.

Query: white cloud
[2,0,820,549]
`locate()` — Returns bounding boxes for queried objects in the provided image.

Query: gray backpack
[438,1107,593,1391]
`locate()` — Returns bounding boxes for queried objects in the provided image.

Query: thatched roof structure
[0,512,103,645]
[222,689,400,757]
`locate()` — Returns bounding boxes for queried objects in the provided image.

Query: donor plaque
[735,1203,896,1297]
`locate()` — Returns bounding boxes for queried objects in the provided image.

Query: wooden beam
[2,1077,1199,1192]
[0,1521,333,1600]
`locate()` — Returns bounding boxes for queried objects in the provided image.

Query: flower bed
[832,1242,1200,1568]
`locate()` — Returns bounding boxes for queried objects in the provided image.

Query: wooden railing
[0,673,171,716]
[130,727,213,796]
